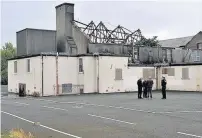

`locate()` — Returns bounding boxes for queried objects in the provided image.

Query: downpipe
[41,55,44,96]
[56,52,59,95]
[97,56,99,93]
[93,53,99,93]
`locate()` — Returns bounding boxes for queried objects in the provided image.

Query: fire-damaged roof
[73,20,143,46]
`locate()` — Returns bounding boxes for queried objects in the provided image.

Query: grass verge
[1,128,34,138]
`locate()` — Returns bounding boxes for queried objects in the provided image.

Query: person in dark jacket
[137,78,143,99]
[161,77,167,99]
[147,77,153,98]
[143,79,148,98]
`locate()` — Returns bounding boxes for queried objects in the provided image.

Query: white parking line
[158,112,172,114]
[29,98,151,113]
[12,104,28,107]
[178,111,202,113]
[26,98,201,115]
[15,102,29,106]
[27,98,57,103]
[177,132,202,138]
[41,105,136,126]
[1,111,82,138]
[42,106,68,111]
[88,114,136,125]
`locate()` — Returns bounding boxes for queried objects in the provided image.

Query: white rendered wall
[58,56,79,94]
[82,56,96,93]
[8,56,42,95]
[42,56,56,96]
[43,56,96,95]
[124,66,156,92]
[124,66,156,91]
[8,55,202,97]
[98,56,156,93]
[161,66,202,92]
[98,56,128,93]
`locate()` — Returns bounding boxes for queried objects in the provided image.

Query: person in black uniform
[137,78,143,99]
[161,77,167,99]
[147,77,153,99]
[143,79,148,98]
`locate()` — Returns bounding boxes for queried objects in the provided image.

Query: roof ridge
[159,35,194,41]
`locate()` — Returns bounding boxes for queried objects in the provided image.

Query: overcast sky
[1,0,202,47]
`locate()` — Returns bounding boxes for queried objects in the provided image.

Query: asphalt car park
[1,92,202,138]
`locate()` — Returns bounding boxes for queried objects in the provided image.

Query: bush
[32,92,40,97]
[1,128,34,138]
[1,78,8,85]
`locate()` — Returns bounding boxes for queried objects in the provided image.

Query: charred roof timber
[73,20,143,45]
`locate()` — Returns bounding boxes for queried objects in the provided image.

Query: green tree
[1,42,16,85]
[137,36,160,47]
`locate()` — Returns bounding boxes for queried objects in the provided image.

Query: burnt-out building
[10,2,202,97]
[16,3,142,57]
[16,3,202,64]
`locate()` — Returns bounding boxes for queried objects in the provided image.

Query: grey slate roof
[159,36,194,48]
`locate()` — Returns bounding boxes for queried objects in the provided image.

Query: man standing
[147,77,153,99]
[137,78,143,99]
[143,79,148,98]
[161,77,167,99]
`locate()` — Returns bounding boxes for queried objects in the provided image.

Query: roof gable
[159,36,194,48]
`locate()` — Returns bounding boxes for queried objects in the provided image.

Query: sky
[1,0,202,47]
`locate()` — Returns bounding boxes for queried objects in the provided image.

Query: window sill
[79,72,84,74]
[114,79,123,81]
[181,78,190,80]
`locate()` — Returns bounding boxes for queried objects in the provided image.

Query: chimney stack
[55,3,74,53]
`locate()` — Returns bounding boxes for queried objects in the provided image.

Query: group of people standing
[137,77,167,99]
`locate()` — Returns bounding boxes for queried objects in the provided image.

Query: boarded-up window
[143,68,155,79]
[14,61,17,73]
[79,58,83,72]
[182,68,189,80]
[162,68,175,76]
[162,68,168,74]
[167,68,175,76]
[27,59,30,72]
[115,68,122,80]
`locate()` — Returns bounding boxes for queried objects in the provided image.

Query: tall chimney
[55,3,74,53]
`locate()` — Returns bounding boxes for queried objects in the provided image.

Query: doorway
[19,83,26,97]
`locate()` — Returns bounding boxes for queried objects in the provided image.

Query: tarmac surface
[1,92,202,138]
